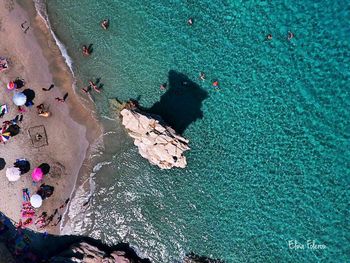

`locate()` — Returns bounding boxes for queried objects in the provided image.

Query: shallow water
[46,0,349,262]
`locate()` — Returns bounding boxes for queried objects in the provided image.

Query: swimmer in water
[82,45,90,56]
[266,34,273,40]
[212,80,220,91]
[199,72,206,81]
[101,19,109,30]
[89,80,101,93]
[160,82,167,90]
[287,31,294,40]
[187,18,193,26]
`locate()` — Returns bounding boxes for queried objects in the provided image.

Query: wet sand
[0,0,101,234]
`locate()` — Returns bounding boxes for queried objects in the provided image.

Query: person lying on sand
[37,104,51,117]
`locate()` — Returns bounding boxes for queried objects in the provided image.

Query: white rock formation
[120,109,190,169]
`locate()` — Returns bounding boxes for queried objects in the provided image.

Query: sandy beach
[0,0,101,235]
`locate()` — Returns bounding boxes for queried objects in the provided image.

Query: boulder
[120,109,190,169]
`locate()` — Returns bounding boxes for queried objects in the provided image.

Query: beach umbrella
[4,124,20,137]
[12,92,27,106]
[14,159,30,174]
[30,194,42,208]
[38,163,50,174]
[7,81,16,90]
[0,133,10,142]
[32,167,44,182]
[0,158,5,170]
[6,167,21,182]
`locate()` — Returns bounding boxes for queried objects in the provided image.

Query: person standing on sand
[42,84,54,91]
[59,198,70,209]
[55,92,68,102]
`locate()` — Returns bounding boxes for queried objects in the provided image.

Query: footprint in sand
[5,0,15,12]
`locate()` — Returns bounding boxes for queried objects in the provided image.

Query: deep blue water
[46,0,349,262]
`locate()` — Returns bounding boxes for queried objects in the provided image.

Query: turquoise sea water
[45,1,349,262]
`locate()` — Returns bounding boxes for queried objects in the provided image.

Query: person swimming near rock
[160,82,167,90]
[288,31,294,40]
[199,72,206,81]
[212,80,220,91]
[101,19,109,30]
[187,18,193,26]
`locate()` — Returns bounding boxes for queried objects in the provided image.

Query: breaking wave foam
[33,0,74,75]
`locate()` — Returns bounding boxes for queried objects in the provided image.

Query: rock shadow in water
[145,70,209,134]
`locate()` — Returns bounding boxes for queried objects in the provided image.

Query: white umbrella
[13,92,27,106]
[6,167,21,182]
[30,194,42,208]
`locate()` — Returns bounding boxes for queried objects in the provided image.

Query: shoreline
[19,0,104,234]
[0,0,102,235]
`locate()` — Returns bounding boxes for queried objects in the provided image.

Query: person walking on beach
[59,198,70,209]
[55,92,68,102]
[42,84,54,91]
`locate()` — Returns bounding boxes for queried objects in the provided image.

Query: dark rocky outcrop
[0,212,224,262]
[184,252,224,263]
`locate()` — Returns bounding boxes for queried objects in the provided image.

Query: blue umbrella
[13,92,27,106]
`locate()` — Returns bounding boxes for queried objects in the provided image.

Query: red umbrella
[7,81,16,90]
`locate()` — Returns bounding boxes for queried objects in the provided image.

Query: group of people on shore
[0,25,72,233]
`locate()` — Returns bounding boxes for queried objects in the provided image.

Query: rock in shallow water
[120,108,190,169]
